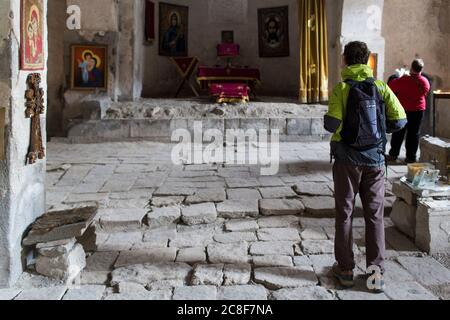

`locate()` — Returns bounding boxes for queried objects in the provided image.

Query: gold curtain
[299,0,329,104]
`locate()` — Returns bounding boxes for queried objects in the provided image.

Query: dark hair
[411,59,425,73]
[84,52,92,60]
[343,41,371,66]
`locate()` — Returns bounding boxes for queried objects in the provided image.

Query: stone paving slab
[0,289,21,300]
[272,286,335,300]
[114,248,177,268]
[191,264,224,286]
[254,266,318,290]
[14,286,68,300]
[62,285,106,300]
[181,203,218,226]
[227,188,262,200]
[223,264,252,286]
[252,255,294,268]
[105,289,172,300]
[176,247,207,263]
[396,256,450,287]
[225,219,259,232]
[384,281,439,300]
[217,200,259,219]
[301,196,336,217]
[98,209,147,231]
[111,263,192,286]
[173,286,217,300]
[257,228,300,241]
[250,241,295,256]
[259,199,305,216]
[207,242,249,264]
[218,285,268,300]
[258,215,300,228]
[259,187,297,199]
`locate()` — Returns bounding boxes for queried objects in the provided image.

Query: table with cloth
[196,66,261,103]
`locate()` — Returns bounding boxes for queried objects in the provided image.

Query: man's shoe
[365,270,386,294]
[332,263,354,288]
[405,158,417,164]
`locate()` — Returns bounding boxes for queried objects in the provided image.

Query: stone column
[337,0,385,81]
[0,0,48,287]
[117,0,144,101]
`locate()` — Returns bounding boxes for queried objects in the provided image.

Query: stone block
[287,118,312,136]
[185,189,227,204]
[257,228,300,241]
[270,119,287,135]
[173,286,217,300]
[176,247,206,263]
[390,199,417,239]
[223,264,251,286]
[147,207,181,228]
[420,136,450,177]
[227,188,261,200]
[294,183,333,197]
[98,208,147,231]
[191,264,224,286]
[259,187,297,199]
[63,285,106,300]
[217,200,259,219]
[254,266,318,289]
[301,196,336,217]
[272,286,334,300]
[214,232,257,244]
[114,248,177,268]
[250,241,294,256]
[36,244,86,281]
[301,240,334,255]
[392,181,418,205]
[181,203,218,226]
[130,120,171,138]
[259,199,305,216]
[258,215,300,228]
[396,256,450,287]
[252,256,293,268]
[225,219,259,232]
[218,285,268,300]
[416,199,450,254]
[207,242,249,264]
[111,263,192,286]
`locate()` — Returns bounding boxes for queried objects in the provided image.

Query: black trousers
[389,111,425,161]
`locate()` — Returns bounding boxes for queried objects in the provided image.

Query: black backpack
[341,78,387,152]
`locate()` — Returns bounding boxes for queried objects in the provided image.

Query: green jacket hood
[341,64,374,81]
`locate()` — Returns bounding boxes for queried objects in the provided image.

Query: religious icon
[159,2,189,57]
[71,45,108,90]
[20,0,44,70]
[258,6,290,58]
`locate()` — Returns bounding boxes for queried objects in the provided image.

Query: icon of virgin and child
[76,50,105,88]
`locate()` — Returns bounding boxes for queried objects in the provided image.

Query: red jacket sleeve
[420,76,431,95]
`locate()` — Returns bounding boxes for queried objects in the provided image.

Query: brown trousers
[333,163,386,273]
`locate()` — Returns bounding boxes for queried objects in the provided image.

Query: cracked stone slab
[147,206,181,228]
[151,196,185,207]
[258,215,300,228]
[185,189,226,204]
[214,232,257,243]
[272,286,335,300]
[257,228,300,241]
[254,266,318,289]
[81,271,110,285]
[114,248,177,268]
[98,208,147,231]
[191,264,224,286]
[301,197,336,217]
[111,263,192,286]
[225,219,259,232]
[63,285,106,300]
[207,242,249,264]
[0,289,21,300]
[217,200,259,219]
[176,247,206,263]
[15,286,68,300]
[143,225,177,247]
[218,285,268,300]
[294,183,334,197]
[181,203,218,226]
[173,286,217,300]
[252,256,294,268]
[223,264,252,285]
[227,188,261,200]
[250,241,294,256]
[396,256,450,287]
[226,177,261,188]
[259,187,297,199]
[259,199,305,216]
[301,240,335,255]
[384,281,438,300]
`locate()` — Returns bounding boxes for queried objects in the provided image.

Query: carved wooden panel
[25,73,45,165]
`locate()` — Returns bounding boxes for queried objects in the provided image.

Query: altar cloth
[209,83,250,103]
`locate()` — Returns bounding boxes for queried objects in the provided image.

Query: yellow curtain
[299,0,329,104]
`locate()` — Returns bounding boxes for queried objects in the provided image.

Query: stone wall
[0,0,48,287]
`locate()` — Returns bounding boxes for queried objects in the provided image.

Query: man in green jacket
[324,41,407,292]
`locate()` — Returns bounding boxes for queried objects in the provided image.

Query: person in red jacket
[387,59,431,163]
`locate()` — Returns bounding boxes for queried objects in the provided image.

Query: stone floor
[1,140,449,301]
